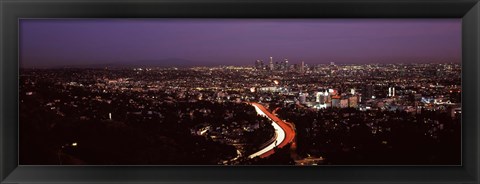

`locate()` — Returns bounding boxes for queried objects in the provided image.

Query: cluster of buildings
[21,61,461,121]
[251,60,461,118]
[254,56,306,73]
[19,61,461,164]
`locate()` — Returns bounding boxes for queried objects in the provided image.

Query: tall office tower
[350,88,356,95]
[300,61,305,73]
[269,56,274,71]
[275,61,280,70]
[260,60,265,70]
[392,87,395,97]
[255,60,262,70]
[284,59,289,71]
[330,62,335,66]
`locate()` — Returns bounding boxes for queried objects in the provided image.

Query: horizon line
[19,62,462,69]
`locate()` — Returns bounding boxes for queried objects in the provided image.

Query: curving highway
[248,102,296,158]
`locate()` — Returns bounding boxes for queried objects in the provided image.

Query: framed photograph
[1,0,479,183]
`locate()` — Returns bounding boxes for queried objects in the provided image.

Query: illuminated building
[258,86,279,93]
[269,56,274,71]
[316,92,321,103]
[317,91,329,104]
[340,98,349,108]
[331,95,341,108]
[388,87,396,97]
[300,61,305,73]
[255,60,263,70]
[348,96,358,108]
[299,92,307,104]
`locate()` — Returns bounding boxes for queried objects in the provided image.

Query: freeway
[248,102,296,158]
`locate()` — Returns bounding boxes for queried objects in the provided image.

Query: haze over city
[20,19,461,165]
[20,19,460,68]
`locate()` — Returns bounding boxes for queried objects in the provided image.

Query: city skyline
[20,19,461,68]
[20,63,462,165]
[19,19,461,165]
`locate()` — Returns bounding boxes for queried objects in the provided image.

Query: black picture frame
[1,0,479,183]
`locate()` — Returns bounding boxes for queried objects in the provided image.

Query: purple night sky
[20,19,461,68]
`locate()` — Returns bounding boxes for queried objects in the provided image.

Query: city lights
[19,19,461,166]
